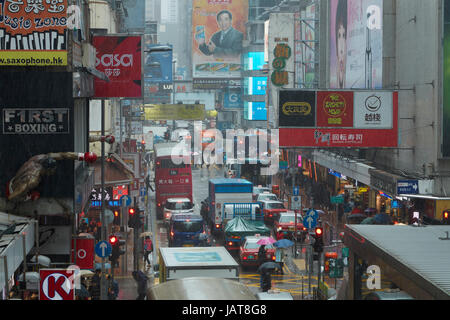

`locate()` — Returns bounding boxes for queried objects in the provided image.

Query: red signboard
[279,92,398,148]
[39,269,75,301]
[93,35,142,98]
[71,238,95,270]
[316,91,354,127]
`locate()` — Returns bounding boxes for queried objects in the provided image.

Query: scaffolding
[295,0,320,89]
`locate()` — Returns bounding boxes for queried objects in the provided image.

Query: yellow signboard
[358,187,369,193]
[144,104,205,120]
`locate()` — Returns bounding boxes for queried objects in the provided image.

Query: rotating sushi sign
[279,90,398,148]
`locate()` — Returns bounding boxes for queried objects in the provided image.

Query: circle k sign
[39,270,75,300]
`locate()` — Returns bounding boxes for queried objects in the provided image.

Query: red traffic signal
[315,227,323,237]
[129,208,136,215]
[109,235,118,245]
[114,210,119,217]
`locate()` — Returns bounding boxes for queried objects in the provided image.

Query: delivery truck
[207,178,253,234]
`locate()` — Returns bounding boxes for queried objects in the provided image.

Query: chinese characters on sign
[271,43,291,87]
[0,0,68,66]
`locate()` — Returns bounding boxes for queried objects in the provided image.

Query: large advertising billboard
[329,0,383,89]
[0,0,68,66]
[145,44,173,83]
[93,35,142,98]
[279,90,398,148]
[192,0,248,78]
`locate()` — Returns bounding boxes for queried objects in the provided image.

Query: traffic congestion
[144,130,327,300]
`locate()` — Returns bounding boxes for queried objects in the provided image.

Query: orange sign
[0,0,68,65]
[317,91,354,127]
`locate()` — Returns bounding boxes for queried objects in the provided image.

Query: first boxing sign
[3,108,70,135]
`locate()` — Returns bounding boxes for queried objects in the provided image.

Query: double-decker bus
[154,142,193,219]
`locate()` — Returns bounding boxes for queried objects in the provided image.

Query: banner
[144,104,205,120]
[279,90,398,148]
[329,0,383,89]
[192,0,248,78]
[0,0,68,66]
[93,35,142,98]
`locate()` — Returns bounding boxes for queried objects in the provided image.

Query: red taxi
[239,235,276,268]
[274,211,307,242]
[259,200,288,225]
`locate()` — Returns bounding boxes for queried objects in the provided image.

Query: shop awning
[0,212,36,292]
[344,224,450,300]
[313,150,374,186]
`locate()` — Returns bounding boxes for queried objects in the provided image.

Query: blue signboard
[245,77,267,96]
[224,90,242,109]
[245,52,265,71]
[397,180,419,194]
[145,44,173,83]
[244,101,267,121]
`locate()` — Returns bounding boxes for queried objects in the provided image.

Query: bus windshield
[173,221,203,233]
[166,201,193,210]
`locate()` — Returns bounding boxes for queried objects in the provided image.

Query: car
[252,186,271,201]
[239,235,276,268]
[255,192,278,202]
[163,198,194,225]
[274,211,307,242]
[258,200,288,225]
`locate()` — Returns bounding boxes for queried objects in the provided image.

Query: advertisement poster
[329,0,383,89]
[354,91,393,129]
[316,91,354,128]
[0,0,68,66]
[279,90,316,127]
[192,0,248,78]
[279,90,398,148]
[145,44,173,83]
[93,36,142,98]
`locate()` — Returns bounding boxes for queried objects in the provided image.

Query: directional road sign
[304,209,318,229]
[397,180,419,195]
[95,241,112,258]
[120,195,132,207]
[293,186,299,196]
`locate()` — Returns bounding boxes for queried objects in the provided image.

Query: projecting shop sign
[3,108,70,134]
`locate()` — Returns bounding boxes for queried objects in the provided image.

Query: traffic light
[113,210,120,225]
[109,235,125,267]
[164,131,170,141]
[312,227,324,253]
[128,207,143,229]
[443,210,450,225]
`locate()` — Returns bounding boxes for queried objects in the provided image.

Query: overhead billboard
[145,44,173,83]
[144,104,205,121]
[93,35,142,98]
[192,0,248,78]
[279,90,398,148]
[329,0,383,89]
[0,0,68,66]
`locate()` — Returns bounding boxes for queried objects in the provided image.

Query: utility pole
[100,99,107,300]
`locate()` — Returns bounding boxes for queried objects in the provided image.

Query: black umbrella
[374,213,392,225]
[257,262,281,274]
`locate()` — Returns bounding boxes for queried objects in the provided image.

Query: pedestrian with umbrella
[273,239,294,274]
[257,262,280,292]
[132,270,148,300]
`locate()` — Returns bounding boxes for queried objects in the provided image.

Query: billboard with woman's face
[192,0,248,79]
[330,0,383,89]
